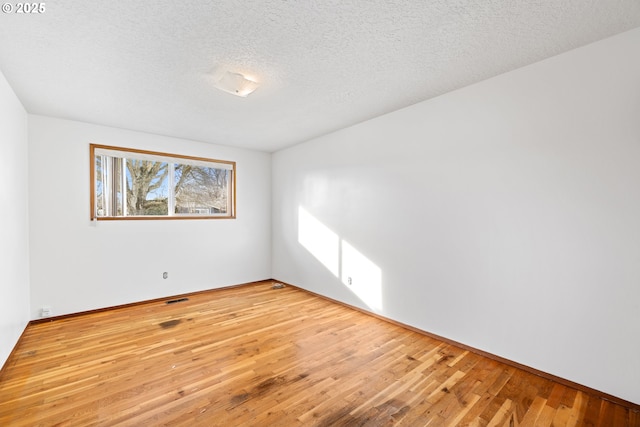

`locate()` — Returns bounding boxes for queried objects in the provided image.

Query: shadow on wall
[297,206,382,311]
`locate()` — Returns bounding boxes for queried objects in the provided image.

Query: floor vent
[166,297,189,304]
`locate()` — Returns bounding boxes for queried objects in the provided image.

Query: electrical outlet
[41,306,51,317]
[347,277,353,285]
[163,272,168,279]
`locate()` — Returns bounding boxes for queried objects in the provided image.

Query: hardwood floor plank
[486,398,514,427]
[518,395,546,426]
[0,281,637,426]
[445,392,482,427]
[533,404,556,427]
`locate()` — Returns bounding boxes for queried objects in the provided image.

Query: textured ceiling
[1,1,639,152]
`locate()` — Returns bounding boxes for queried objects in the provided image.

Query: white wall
[272,27,640,404]
[28,116,271,318]
[0,70,30,368]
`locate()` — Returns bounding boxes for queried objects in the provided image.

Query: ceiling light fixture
[213,71,259,97]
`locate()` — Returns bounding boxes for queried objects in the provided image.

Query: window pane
[174,164,229,215]
[95,155,104,216]
[113,157,124,216]
[125,159,169,216]
[95,155,124,216]
[91,144,235,220]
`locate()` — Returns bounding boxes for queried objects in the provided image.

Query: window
[90,144,235,220]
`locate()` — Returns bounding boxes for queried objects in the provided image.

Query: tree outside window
[91,144,235,220]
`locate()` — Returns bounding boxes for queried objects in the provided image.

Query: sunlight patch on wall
[298,206,340,276]
[298,206,382,311]
[341,239,382,310]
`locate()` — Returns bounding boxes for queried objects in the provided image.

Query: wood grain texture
[288,282,640,411]
[1,281,638,426]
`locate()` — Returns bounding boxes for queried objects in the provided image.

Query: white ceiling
[1,1,639,152]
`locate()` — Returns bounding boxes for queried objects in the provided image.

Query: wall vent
[166,297,189,304]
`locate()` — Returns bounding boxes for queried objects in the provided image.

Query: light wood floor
[0,281,638,426]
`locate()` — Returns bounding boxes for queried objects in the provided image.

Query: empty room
[1,1,639,426]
